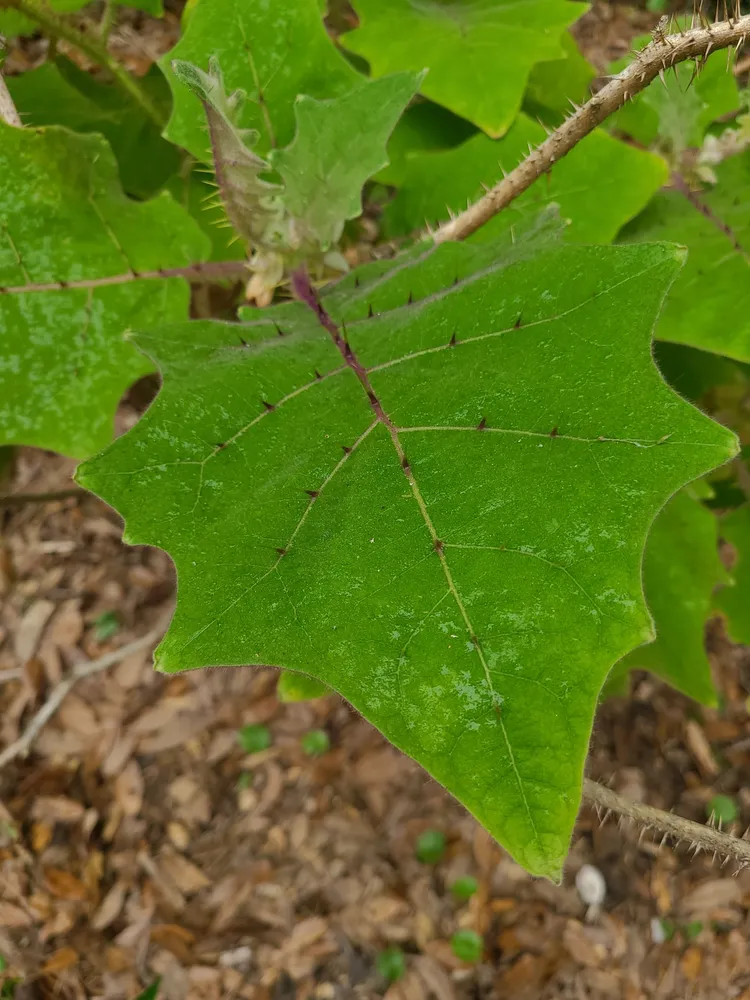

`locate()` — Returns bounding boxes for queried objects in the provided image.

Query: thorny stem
[583,779,750,868]
[437,14,750,243]
[0,0,165,127]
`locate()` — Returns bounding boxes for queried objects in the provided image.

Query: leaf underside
[78,238,735,879]
[0,125,208,459]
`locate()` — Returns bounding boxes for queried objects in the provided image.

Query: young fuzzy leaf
[160,0,360,162]
[606,483,726,705]
[341,0,585,137]
[382,115,668,244]
[620,152,750,361]
[171,58,283,251]
[0,125,208,459]
[270,73,422,251]
[78,239,735,879]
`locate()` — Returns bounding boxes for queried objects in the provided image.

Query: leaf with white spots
[78,236,735,879]
[0,124,209,459]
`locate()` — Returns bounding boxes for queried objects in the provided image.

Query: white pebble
[651,917,667,944]
[575,863,607,909]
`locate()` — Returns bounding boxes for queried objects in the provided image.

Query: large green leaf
[524,31,594,125]
[270,73,422,251]
[6,59,179,200]
[160,0,360,161]
[717,505,750,644]
[78,237,734,879]
[619,152,750,361]
[382,114,668,243]
[0,125,208,459]
[608,483,725,705]
[342,0,586,137]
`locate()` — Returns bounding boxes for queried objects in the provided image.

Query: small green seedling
[415,829,446,864]
[684,920,704,942]
[707,794,738,826]
[237,724,272,754]
[376,946,406,982]
[94,610,120,641]
[450,929,483,963]
[236,771,252,790]
[301,729,330,757]
[450,875,479,900]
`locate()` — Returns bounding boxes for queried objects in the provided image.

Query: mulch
[3,2,750,997]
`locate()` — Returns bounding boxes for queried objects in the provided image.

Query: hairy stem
[0,0,164,126]
[583,778,750,867]
[98,0,117,41]
[437,15,750,243]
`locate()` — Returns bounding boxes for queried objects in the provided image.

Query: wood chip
[91,881,127,931]
[31,795,85,825]
[14,599,55,663]
[680,878,741,917]
[41,947,79,974]
[115,759,144,817]
[0,902,32,928]
[685,720,719,778]
[44,868,88,901]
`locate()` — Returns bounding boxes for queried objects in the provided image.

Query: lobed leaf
[608,483,726,705]
[381,114,668,244]
[620,152,750,361]
[0,125,208,459]
[160,0,360,161]
[341,0,586,137]
[78,236,735,878]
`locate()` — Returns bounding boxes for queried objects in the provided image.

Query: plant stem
[98,0,116,41]
[0,486,86,506]
[437,15,750,243]
[0,0,165,127]
[583,778,750,868]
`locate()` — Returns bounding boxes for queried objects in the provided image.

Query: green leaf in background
[270,73,422,250]
[342,0,586,137]
[7,58,179,200]
[277,670,330,702]
[160,0,360,161]
[78,236,735,879]
[609,483,726,706]
[619,152,750,361]
[610,42,739,160]
[524,31,595,125]
[376,100,477,187]
[382,114,667,244]
[717,505,750,644]
[0,125,208,459]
